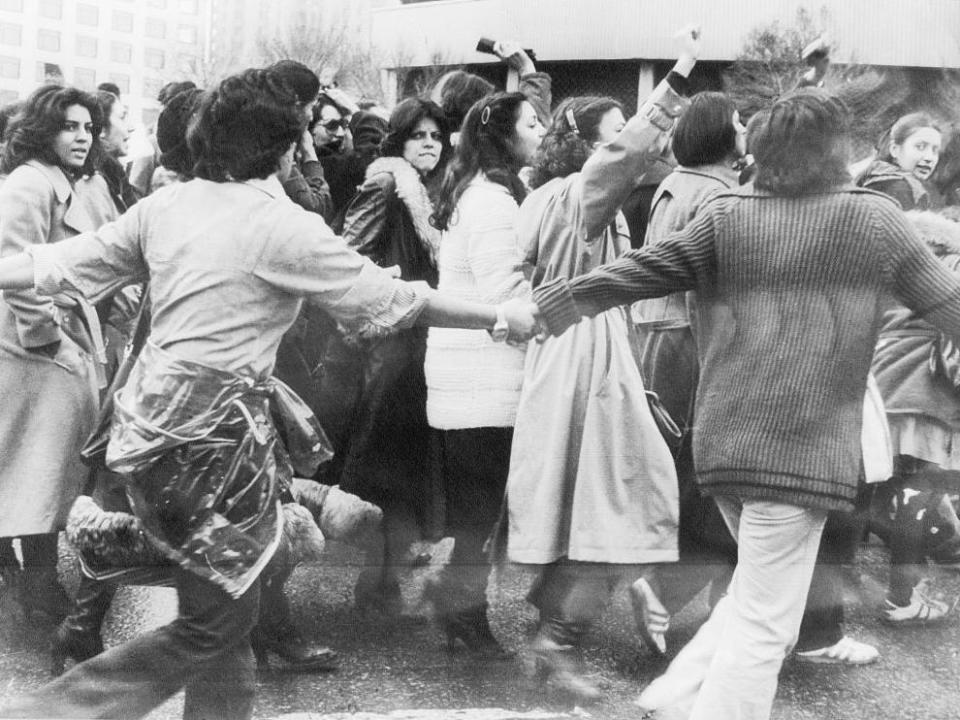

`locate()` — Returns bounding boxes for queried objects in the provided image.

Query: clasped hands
[497,297,546,344]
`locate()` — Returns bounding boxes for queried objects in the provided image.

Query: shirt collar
[25,160,74,203]
[242,174,285,199]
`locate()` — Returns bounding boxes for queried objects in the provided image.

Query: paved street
[1,536,959,720]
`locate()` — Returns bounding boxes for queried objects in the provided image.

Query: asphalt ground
[1,534,959,720]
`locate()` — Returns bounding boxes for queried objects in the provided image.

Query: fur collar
[365,156,441,260]
[906,210,960,259]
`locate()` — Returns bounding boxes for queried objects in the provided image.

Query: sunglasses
[318,119,347,132]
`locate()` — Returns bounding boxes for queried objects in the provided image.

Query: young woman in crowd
[423,91,544,659]
[507,32,697,699]
[857,112,943,210]
[95,90,138,213]
[0,69,538,720]
[336,97,451,616]
[870,209,960,623]
[0,84,117,626]
[633,91,745,635]
[526,86,960,720]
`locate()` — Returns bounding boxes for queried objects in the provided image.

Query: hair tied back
[564,107,580,136]
[480,105,492,125]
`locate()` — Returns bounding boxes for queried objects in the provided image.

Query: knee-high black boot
[50,576,117,676]
[529,615,601,702]
[18,533,69,625]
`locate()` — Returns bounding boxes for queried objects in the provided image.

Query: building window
[0,0,22,12]
[74,67,96,89]
[179,0,198,13]
[177,24,197,44]
[38,0,62,19]
[75,35,97,58]
[0,89,17,105]
[144,48,165,69]
[143,76,164,100]
[76,3,98,26]
[110,42,132,63]
[0,22,20,46]
[37,29,60,52]
[108,74,130,95]
[144,18,165,39]
[112,10,133,32]
[0,55,19,79]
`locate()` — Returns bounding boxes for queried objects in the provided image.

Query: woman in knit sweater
[527,88,960,720]
[424,91,544,659]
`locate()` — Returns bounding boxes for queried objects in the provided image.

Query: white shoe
[630,577,669,656]
[794,635,879,665]
[883,581,955,625]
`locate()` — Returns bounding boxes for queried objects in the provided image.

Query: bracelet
[490,304,509,343]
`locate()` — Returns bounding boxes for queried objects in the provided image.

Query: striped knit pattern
[535,185,960,511]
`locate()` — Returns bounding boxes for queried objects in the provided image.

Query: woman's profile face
[511,101,545,166]
[891,126,941,180]
[402,117,442,176]
[101,101,131,158]
[53,104,94,170]
[593,107,626,146]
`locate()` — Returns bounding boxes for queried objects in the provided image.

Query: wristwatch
[490,304,509,343]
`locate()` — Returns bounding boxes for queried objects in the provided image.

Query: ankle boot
[18,566,69,625]
[529,616,601,702]
[50,577,117,676]
[249,619,338,672]
[423,579,514,660]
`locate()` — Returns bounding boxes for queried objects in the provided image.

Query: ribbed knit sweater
[534,185,960,511]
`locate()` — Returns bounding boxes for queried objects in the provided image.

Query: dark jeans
[435,426,513,607]
[0,567,260,720]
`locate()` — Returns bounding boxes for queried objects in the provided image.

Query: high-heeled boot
[529,616,601,702]
[50,577,117,676]
[249,619,338,672]
[423,579,514,660]
[18,566,69,625]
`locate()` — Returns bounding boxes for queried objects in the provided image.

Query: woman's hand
[494,40,536,76]
[673,24,702,77]
[298,128,318,164]
[499,297,541,343]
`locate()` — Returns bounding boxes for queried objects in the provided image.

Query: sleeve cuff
[638,80,687,132]
[532,278,581,335]
[27,245,65,297]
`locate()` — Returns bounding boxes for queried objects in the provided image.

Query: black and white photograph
[1,1,960,718]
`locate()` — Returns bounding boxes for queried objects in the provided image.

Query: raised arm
[580,26,701,237]
[533,198,718,334]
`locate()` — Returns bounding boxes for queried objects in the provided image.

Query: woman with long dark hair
[0,70,537,720]
[95,90,138,212]
[424,91,544,658]
[507,42,696,697]
[337,97,451,615]
[526,86,960,719]
[0,84,116,625]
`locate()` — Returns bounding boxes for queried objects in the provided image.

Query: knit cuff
[533,278,581,336]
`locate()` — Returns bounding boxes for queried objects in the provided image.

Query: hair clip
[480,105,492,125]
[565,107,580,136]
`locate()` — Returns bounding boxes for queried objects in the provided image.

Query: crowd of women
[1,23,960,720]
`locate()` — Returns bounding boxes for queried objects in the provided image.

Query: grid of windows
[112,10,133,32]
[177,24,197,44]
[75,34,97,58]
[0,55,20,79]
[74,66,96,89]
[38,0,62,19]
[37,28,60,52]
[144,48,165,69]
[76,3,98,26]
[0,0,22,11]
[144,17,165,39]
[143,76,163,99]
[111,41,132,63]
[0,22,20,46]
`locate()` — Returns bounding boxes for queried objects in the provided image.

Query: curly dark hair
[528,96,622,189]
[266,60,320,105]
[1,84,103,176]
[380,97,450,180]
[188,69,303,182]
[429,70,495,135]
[672,91,738,167]
[432,92,529,231]
[750,88,851,196]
